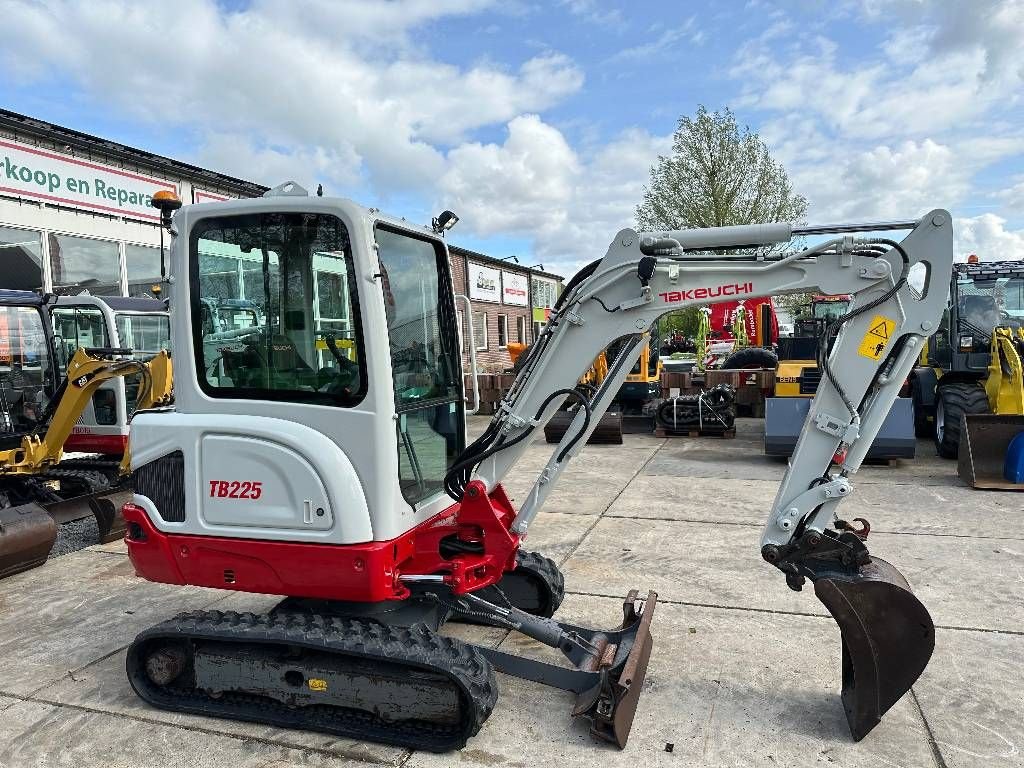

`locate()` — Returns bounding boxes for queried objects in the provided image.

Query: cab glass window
[191,212,364,406]
[0,306,52,435]
[51,306,110,372]
[376,226,463,505]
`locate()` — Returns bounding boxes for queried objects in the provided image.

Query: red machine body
[707,296,778,345]
[123,480,520,602]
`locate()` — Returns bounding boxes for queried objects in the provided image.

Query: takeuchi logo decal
[659,282,754,303]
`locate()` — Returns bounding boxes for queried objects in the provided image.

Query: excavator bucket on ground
[959,414,1024,489]
[813,557,934,740]
[0,503,57,579]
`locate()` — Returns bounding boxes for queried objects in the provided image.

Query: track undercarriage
[126,551,657,751]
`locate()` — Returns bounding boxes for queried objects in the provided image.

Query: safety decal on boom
[857,315,897,360]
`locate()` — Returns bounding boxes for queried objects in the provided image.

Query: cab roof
[0,289,44,307]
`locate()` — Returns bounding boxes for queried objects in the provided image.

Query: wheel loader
[119,186,950,751]
[909,260,1024,485]
[0,289,173,578]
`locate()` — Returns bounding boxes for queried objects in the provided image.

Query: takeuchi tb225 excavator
[121,184,952,751]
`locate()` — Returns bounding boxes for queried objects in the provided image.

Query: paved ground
[0,417,1021,767]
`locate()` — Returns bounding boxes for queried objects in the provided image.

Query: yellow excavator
[0,289,173,578]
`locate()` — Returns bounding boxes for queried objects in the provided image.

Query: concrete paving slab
[606,475,1024,539]
[85,539,129,555]
[562,517,1023,632]
[0,698,385,768]
[914,628,1024,768]
[405,594,936,768]
[0,551,226,697]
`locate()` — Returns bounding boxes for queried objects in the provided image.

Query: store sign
[194,189,231,204]
[0,138,177,222]
[502,271,529,306]
[468,262,501,302]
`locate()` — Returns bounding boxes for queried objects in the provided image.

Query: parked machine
[51,294,170,456]
[120,187,950,751]
[765,294,916,459]
[0,289,173,577]
[909,260,1024,484]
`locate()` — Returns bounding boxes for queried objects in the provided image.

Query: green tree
[636,106,808,231]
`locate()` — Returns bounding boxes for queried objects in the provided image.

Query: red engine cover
[124,480,521,602]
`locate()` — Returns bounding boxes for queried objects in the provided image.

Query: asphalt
[0,417,1020,768]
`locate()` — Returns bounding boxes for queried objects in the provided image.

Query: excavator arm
[448,210,953,740]
[1,347,173,477]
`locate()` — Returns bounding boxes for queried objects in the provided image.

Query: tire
[719,347,778,370]
[910,378,933,439]
[934,382,989,459]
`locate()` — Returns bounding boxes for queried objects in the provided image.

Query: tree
[637,106,810,332]
[636,106,807,231]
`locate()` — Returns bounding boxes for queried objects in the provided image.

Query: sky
[1,0,1023,277]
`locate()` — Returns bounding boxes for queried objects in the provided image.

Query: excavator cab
[0,290,60,577]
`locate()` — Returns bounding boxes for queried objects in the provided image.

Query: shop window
[126,244,163,297]
[517,316,527,344]
[473,312,487,351]
[49,233,120,296]
[0,226,44,291]
[497,314,508,348]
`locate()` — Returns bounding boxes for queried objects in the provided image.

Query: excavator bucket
[814,557,934,741]
[959,413,1024,489]
[88,490,131,543]
[544,409,623,445]
[0,503,57,579]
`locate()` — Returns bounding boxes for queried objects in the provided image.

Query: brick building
[448,245,563,373]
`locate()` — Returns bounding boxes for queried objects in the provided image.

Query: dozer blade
[814,557,934,741]
[573,590,657,748]
[958,413,1024,490]
[0,503,58,579]
[544,410,623,444]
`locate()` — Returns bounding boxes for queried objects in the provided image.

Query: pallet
[654,426,735,439]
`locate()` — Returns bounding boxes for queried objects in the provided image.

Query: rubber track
[127,609,498,752]
[515,550,565,616]
[39,468,111,495]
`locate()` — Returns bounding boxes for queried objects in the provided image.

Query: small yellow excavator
[1,289,173,578]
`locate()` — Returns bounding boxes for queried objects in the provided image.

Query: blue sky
[2,0,1023,274]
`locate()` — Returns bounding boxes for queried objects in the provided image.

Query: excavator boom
[459,211,952,739]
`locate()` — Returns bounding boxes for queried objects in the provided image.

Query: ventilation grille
[132,451,186,522]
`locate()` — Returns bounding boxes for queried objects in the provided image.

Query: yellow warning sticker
[308,678,328,692]
[857,315,897,360]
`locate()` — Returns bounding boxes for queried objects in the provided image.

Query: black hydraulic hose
[820,239,911,418]
[443,388,590,501]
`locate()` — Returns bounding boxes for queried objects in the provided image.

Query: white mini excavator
[122,184,951,751]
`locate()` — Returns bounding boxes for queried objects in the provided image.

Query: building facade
[448,245,562,373]
[0,109,266,298]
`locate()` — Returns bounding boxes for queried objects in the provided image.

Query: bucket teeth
[814,557,934,740]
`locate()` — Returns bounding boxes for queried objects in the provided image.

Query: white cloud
[440,117,670,273]
[0,0,583,195]
[955,214,1024,261]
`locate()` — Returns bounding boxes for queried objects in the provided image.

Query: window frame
[473,311,488,351]
[188,211,369,408]
[47,230,123,297]
[496,314,508,349]
[516,315,527,344]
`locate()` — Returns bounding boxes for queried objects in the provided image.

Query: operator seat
[959,294,1000,335]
